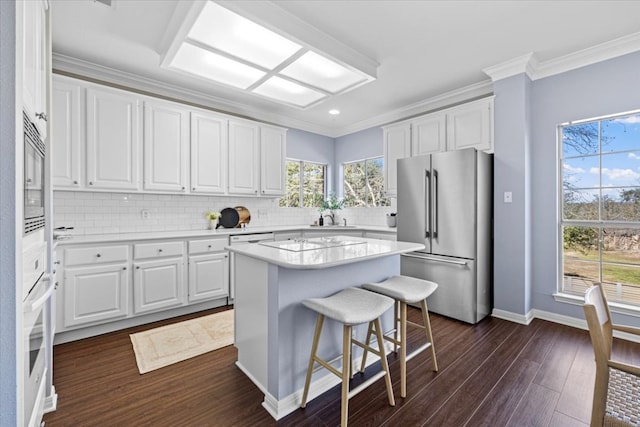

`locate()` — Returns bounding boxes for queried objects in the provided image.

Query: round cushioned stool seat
[363,275,438,304]
[302,287,394,325]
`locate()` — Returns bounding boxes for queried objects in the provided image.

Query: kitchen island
[227,236,424,420]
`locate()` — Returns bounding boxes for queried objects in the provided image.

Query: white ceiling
[51,0,640,137]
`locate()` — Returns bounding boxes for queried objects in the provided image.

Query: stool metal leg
[300,314,325,408]
[421,299,438,371]
[341,324,352,427]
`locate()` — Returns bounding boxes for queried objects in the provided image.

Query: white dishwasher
[229,232,275,301]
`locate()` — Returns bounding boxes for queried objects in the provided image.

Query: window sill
[554,292,640,318]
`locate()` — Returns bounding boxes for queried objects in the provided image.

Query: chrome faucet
[323,213,335,225]
[343,218,347,226]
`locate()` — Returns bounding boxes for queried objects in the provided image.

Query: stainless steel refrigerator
[397,148,492,323]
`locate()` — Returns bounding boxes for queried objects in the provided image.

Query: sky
[562,112,640,199]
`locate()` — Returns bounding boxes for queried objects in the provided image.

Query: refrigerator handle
[433,169,438,239]
[425,170,431,238]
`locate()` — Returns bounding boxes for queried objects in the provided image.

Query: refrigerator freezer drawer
[401,253,490,324]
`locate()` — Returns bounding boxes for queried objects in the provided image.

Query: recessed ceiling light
[329,109,340,115]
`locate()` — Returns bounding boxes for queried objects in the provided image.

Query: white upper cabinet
[228,119,260,195]
[446,97,493,152]
[143,100,189,192]
[411,113,446,156]
[51,76,82,188]
[260,126,286,196]
[86,86,142,191]
[383,122,411,197]
[22,0,48,137]
[190,110,227,194]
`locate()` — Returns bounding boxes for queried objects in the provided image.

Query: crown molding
[52,53,333,136]
[484,31,640,82]
[532,30,640,80]
[483,52,538,82]
[331,80,494,137]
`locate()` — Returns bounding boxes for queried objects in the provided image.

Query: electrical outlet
[141,209,151,219]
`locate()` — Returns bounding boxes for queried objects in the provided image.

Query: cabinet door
[63,263,129,328]
[383,123,411,197]
[228,119,259,195]
[412,113,446,156]
[446,98,493,152]
[260,126,286,196]
[143,100,189,192]
[86,86,142,191]
[51,78,83,188]
[133,258,185,314]
[191,111,227,194]
[188,253,229,303]
[23,0,48,137]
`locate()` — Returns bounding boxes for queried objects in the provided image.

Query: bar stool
[362,275,438,398]
[300,287,395,427]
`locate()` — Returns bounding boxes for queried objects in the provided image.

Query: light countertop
[227,235,423,269]
[54,224,397,245]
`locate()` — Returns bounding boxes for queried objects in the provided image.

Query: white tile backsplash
[53,191,397,235]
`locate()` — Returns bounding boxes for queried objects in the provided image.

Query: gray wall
[0,0,18,424]
[493,50,640,325]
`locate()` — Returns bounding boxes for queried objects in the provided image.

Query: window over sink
[279,159,326,207]
[343,156,389,207]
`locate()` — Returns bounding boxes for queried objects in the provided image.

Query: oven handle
[28,274,54,313]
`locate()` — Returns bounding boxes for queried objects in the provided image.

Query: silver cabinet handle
[192,187,196,191]
[73,180,78,184]
[158,248,163,252]
[122,267,127,270]
[89,181,94,185]
[136,266,140,269]
[208,245,212,249]
[96,253,101,258]
[181,186,185,190]
[36,112,48,122]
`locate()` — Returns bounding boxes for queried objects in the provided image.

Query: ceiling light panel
[281,51,368,93]
[252,76,326,107]
[169,43,265,89]
[188,1,302,70]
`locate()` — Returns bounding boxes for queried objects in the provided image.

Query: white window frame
[555,109,640,316]
[342,156,389,208]
[281,158,327,208]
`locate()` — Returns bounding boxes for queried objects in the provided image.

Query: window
[343,157,389,207]
[280,159,326,207]
[560,110,640,306]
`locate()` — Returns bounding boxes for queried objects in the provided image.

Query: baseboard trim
[493,308,640,344]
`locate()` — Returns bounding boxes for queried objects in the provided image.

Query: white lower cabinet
[63,263,129,328]
[188,237,229,303]
[133,257,185,314]
[188,253,228,303]
[133,241,186,314]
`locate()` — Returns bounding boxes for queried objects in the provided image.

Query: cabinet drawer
[134,241,184,259]
[188,238,227,254]
[65,245,129,266]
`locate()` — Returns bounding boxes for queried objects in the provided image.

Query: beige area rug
[130,310,234,374]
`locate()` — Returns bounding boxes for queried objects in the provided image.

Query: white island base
[229,236,424,420]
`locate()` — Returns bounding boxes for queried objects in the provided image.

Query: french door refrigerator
[397,148,492,323]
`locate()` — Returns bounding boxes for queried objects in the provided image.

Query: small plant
[321,192,345,212]
[204,210,221,221]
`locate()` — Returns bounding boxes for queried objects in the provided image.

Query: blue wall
[286,128,335,192]
[493,50,640,325]
[334,127,384,196]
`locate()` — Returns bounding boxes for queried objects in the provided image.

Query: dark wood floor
[43,306,640,427]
